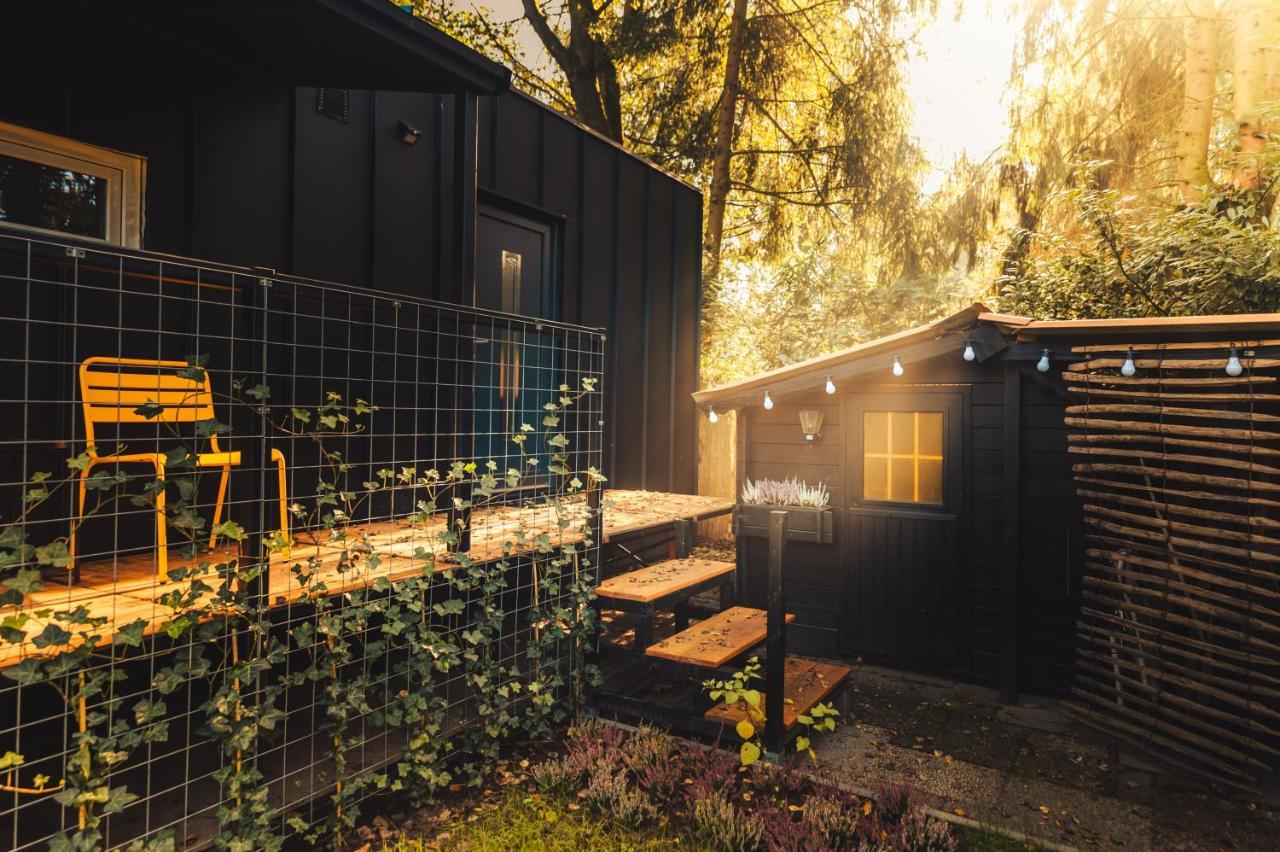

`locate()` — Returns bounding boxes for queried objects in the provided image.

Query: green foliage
[703,656,839,767]
[1000,170,1280,319]
[0,367,605,850]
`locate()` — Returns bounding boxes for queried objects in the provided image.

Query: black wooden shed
[1,0,700,493]
[694,303,1280,703]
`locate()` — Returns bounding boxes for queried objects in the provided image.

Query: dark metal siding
[0,71,699,493]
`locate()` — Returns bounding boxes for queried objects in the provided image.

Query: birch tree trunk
[1177,0,1220,204]
[1233,0,1265,127]
[703,0,750,279]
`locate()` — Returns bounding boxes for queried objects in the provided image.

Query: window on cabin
[863,410,944,504]
[0,121,144,247]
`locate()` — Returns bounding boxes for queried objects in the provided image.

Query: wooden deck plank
[643,606,794,668]
[0,490,728,669]
[596,558,734,604]
[704,658,851,729]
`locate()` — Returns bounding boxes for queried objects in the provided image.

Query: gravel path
[811,664,1279,850]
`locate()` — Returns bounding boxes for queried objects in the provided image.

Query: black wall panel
[0,67,702,497]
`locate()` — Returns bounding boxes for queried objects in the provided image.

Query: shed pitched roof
[693,304,1280,409]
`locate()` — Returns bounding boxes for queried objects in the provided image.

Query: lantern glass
[799,409,825,442]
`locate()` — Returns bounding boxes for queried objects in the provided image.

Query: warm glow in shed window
[863,411,943,503]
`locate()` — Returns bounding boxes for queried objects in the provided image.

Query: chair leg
[272,449,289,554]
[153,460,168,579]
[209,464,231,551]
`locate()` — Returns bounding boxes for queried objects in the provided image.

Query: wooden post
[765,509,787,753]
[733,408,749,606]
[1001,363,1022,704]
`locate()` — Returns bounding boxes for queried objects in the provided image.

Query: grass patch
[383,789,678,851]
[960,825,1043,851]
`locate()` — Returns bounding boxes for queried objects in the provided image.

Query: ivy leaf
[2,659,44,685]
[114,619,148,647]
[35,541,71,568]
[211,520,245,542]
[245,383,271,401]
[31,623,73,649]
[4,568,45,595]
[133,402,164,420]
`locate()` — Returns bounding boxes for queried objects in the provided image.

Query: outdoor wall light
[398,120,422,145]
[799,409,825,442]
[1121,347,1137,377]
[963,337,976,362]
[825,375,836,394]
[763,391,774,410]
[892,357,904,377]
[1226,346,1244,376]
[707,405,719,423]
[1037,348,1051,373]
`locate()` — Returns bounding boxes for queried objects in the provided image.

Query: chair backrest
[79,357,218,449]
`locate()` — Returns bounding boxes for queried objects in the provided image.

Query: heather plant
[739,477,829,509]
[583,764,659,829]
[691,795,762,852]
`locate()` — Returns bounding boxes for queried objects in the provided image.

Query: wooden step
[644,606,793,668]
[704,657,852,729]
[596,557,734,604]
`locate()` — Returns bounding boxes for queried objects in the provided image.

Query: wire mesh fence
[0,227,607,850]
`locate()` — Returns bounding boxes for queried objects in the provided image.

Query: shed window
[863,411,943,504]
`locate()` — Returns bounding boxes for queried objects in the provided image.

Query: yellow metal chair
[70,356,289,576]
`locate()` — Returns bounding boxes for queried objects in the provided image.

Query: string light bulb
[708,406,718,424]
[963,338,976,362]
[1226,346,1243,377]
[1120,347,1137,377]
[825,375,836,395]
[891,357,904,377]
[1037,348,1051,373]
[763,391,774,410]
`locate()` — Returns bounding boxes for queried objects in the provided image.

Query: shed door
[844,391,967,675]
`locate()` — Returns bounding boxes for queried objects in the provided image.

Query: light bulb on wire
[963,338,976,362]
[1226,346,1243,377]
[825,375,836,395]
[1121,347,1137,377]
[1037,349,1051,373]
[708,406,718,424]
[892,357,904,378]
[763,391,774,410]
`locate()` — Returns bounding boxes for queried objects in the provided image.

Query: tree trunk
[703,0,750,279]
[1231,0,1275,191]
[1177,0,1220,204]
[521,0,624,142]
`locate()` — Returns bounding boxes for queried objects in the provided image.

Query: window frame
[0,120,145,248]
[847,390,963,514]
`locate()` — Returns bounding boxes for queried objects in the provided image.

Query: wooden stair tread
[705,658,852,729]
[644,606,793,667]
[596,557,734,603]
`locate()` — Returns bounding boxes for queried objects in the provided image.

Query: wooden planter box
[733,504,834,543]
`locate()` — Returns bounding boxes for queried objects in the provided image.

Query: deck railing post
[765,509,787,753]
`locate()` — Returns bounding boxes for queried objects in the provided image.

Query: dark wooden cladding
[1063,341,1280,790]
[0,47,700,492]
[735,352,1080,693]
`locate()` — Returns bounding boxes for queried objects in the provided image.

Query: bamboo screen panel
[1063,339,1280,791]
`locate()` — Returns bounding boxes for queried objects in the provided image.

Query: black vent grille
[316,87,350,122]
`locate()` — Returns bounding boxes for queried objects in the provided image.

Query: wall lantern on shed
[799,409,825,442]
[398,120,422,145]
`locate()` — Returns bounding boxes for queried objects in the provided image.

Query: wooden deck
[0,490,733,669]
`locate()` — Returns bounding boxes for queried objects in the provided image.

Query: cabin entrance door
[473,204,559,490]
[842,389,968,676]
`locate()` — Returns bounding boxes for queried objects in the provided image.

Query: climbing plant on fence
[0,368,604,851]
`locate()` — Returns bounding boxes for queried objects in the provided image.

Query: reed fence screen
[1063,340,1280,791]
[0,227,606,850]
